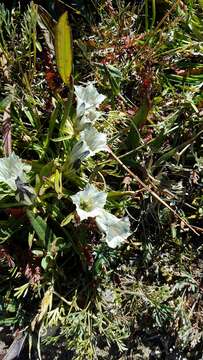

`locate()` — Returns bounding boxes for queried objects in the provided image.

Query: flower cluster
[71,184,131,248]
[74,83,106,130]
[69,84,131,248]
[69,83,108,165]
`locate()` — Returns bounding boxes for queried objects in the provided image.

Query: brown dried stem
[109,148,202,236]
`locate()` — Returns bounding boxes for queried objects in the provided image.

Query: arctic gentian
[75,83,106,117]
[70,127,108,164]
[76,108,101,131]
[70,184,107,221]
[96,210,132,248]
[0,153,31,191]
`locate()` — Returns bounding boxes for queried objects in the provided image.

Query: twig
[154,0,182,32]
[109,148,201,235]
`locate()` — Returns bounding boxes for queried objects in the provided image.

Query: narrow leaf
[127,97,150,149]
[3,332,27,360]
[55,12,72,85]
[27,210,53,246]
[27,210,47,245]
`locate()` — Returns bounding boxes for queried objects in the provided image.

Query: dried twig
[109,148,201,235]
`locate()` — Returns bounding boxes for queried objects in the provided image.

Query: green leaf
[14,283,29,299]
[127,98,150,149]
[55,12,72,85]
[130,98,150,128]
[23,108,35,127]
[41,256,51,270]
[103,64,122,96]
[54,169,63,195]
[0,95,12,112]
[27,210,53,246]
[149,129,165,153]
[43,103,60,151]
[0,317,18,326]
[61,212,74,227]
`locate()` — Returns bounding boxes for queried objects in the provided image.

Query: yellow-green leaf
[55,12,72,85]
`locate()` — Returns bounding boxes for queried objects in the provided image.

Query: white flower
[70,127,108,163]
[74,83,106,117]
[70,184,107,221]
[96,210,131,248]
[0,152,31,191]
[76,108,101,131]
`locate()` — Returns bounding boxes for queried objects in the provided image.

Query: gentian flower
[70,127,108,164]
[96,210,131,248]
[74,83,106,117]
[70,184,107,221]
[0,152,31,191]
[76,108,101,131]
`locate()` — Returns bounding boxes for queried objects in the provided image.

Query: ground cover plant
[0,0,203,359]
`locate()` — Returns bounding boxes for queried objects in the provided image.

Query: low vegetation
[0,0,203,359]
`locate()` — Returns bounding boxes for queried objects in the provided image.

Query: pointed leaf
[2,332,27,360]
[27,210,54,246]
[55,12,72,85]
[127,98,150,149]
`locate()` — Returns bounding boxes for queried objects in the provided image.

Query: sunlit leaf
[55,11,72,85]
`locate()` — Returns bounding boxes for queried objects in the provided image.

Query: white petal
[106,217,131,248]
[76,102,86,118]
[70,140,90,163]
[96,210,131,248]
[0,152,31,190]
[77,109,101,131]
[82,184,107,208]
[96,210,118,233]
[77,207,104,221]
[74,83,106,115]
[80,127,108,155]
[70,128,108,164]
[70,184,107,221]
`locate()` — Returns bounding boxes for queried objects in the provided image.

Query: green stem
[145,0,149,31]
[151,0,156,29]
[0,202,25,208]
[59,87,74,135]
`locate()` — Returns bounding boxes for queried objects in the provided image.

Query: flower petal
[96,210,131,248]
[0,153,31,191]
[70,184,107,221]
[80,127,108,154]
[70,127,108,164]
[77,109,101,131]
[75,83,106,117]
